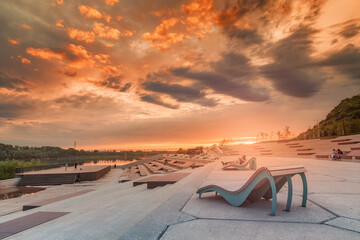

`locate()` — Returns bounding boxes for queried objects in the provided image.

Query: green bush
[0,159,42,180]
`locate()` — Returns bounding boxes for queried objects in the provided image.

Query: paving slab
[325,217,360,233]
[182,192,334,222]
[309,193,360,219]
[161,219,360,240]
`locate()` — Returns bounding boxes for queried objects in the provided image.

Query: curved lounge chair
[196,165,307,216]
[222,157,257,170]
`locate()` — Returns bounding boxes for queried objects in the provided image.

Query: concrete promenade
[0,154,359,239]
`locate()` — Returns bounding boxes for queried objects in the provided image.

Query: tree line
[0,143,168,162]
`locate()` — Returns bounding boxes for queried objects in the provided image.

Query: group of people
[332,148,345,160]
[64,163,80,171]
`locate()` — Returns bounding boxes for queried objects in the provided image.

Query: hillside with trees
[296,94,360,140]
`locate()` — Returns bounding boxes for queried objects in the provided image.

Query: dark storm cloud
[0,72,30,92]
[143,81,217,107]
[225,28,264,46]
[339,24,360,39]
[54,93,117,110]
[215,0,267,46]
[63,68,78,77]
[167,51,269,102]
[216,0,326,46]
[170,67,269,102]
[0,95,39,119]
[97,76,132,92]
[211,52,256,79]
[320,44,360,80]
[261,64,321,97]
[140,94,179,109]
[261,26,324,98]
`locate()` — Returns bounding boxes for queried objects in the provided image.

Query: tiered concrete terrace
[0,135,359,239]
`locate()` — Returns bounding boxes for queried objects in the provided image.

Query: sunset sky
[1,0,360,150]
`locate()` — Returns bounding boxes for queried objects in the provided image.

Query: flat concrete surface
[161,219,360,240]
[0,149,359,239]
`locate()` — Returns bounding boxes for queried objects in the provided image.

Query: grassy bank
[0,159,42,180]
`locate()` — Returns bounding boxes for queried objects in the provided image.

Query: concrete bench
[338,141,360,145]
[133,173,191,189]
[297,152,315,155]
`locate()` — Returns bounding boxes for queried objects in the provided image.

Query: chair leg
[268,176,277,216]
[250,159,257,170]
[284,175,292,212]
[300,173,308,207]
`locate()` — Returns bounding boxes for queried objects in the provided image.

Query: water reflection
[83,159,137,166]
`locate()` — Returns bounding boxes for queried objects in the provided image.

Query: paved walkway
[0,155,359,239]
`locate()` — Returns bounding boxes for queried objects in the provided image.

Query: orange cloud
[142,18,184,50]
[66,44,112,69]
[104,0,119,6]
[181,0,214,38]
[94,54,110,64]
[26,47,65,61]
[104,43,114,47]
[8,38,20,45]
[56,19,64,28]
[93,22,120,39]
[51,0,63,6]
[103,13,112,23]
[116,16,123,21]
[17,55,31,64]
[122,30,135,37]
[79,5,102,19]
[142,0,215,50]
[67,28,96,43]
[20,24,32,30]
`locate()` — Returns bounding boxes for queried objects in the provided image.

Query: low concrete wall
[0,178,21,188]
[79,165,111,181]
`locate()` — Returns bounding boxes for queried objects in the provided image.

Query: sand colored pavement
[0,149,359,239]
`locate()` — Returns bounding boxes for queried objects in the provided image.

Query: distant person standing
[65,163,68,171]
[74,163,78,170]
